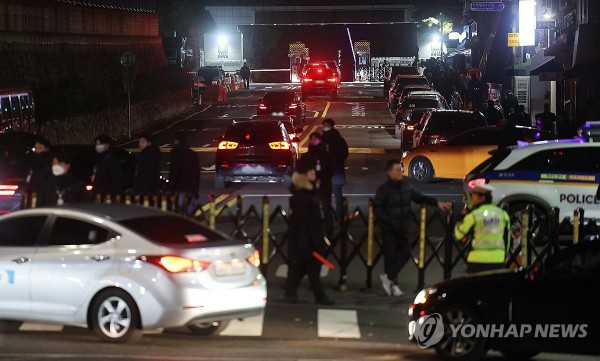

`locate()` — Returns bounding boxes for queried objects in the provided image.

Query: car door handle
[12,257,31,264]
[90,255,111,262]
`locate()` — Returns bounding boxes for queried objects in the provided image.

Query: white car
[464,139,600,240]
[0,203,266,342]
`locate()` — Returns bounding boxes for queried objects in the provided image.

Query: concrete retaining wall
[39,88,191,144]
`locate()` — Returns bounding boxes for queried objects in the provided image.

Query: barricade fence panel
[20,192,599,290]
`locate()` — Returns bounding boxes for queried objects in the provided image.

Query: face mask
[95,144,106,154]
[52,164,66,176]
[323,126,331,132]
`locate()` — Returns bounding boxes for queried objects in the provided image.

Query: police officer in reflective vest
[455,183,510,274]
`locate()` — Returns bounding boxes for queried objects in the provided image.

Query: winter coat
[168,142,200,195]
[299,144,335,188]
[26,152,53,195]
[289,172,327,259]
[373,179,438,232]
[37,173,89,207]
[240,65,251,79]
[321,129,349,185]
[93,150,124,195]
[135,144,161,194]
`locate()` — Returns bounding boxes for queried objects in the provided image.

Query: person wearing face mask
[298,132,335,229]
[25,136,53,196]
[321,118,348,219]
[92,134,124,197]
[37,151,89,207]
[134,134,161,194]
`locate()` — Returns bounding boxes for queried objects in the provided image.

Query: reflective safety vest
[454,203,510,264]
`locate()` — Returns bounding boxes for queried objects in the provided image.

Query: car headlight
[413,287,437,305]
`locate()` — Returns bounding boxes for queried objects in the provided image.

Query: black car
[413,110,487,148]
[383,66,420,98]
[408,241,600,361]
[195,66,226,92]
[301,64,338,101]
[387,75,429,103]
[395,92,448,150]
[257,91,306,126]
[215,120,299,188]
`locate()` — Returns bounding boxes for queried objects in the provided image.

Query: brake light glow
[218,141,238,150]
[246,250,261,268]
[288,103,297,109]
[467,178,487,189]
[0,185,18,196]
[407,125,415,130]
[269,141,291,150]
[140,256,211,273]
[258,103,267,110]
[302,78,313,82]
[327,78,337,82]
[318,69,322,73]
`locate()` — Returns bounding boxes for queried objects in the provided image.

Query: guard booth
[354,40,370,82]
[289,41,309,83]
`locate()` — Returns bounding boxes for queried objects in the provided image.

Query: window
[48,217,110,246]
[120,216,225,245]
[0,216,46,247]
[510,147,600,173]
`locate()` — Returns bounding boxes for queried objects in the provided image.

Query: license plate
[214,261,245,277]
[316,80,325,84]
[271,112,285,116]
[241,165,266,174]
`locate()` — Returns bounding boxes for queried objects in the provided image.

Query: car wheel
[434,304,488,361]
[0,320,22,332]
[91,289,142,343]
[215,174,227,189]
[507,202,548,246]
[187,320,230,336]
[409,157,434,183]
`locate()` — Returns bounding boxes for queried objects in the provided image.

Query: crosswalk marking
[220,312,264,336]
[19,322,63,332]
[317,309,361,339]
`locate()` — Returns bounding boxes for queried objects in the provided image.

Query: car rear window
[263,92,294,102]
[402,98,439,109]
[121,216,225,245]
[395,76,428,87]
[225,124,285,143]
[305,68,334,78]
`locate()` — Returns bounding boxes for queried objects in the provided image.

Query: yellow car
[402,126,549,182]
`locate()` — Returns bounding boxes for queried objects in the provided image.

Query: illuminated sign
[519,0,536,46]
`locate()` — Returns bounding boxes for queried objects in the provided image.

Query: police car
[464,138,600,242]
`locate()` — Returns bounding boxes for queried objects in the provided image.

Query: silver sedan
[0,203,267,342]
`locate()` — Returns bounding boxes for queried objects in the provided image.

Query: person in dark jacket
[321,118,349,219]
[299,132,335,219]
[93,134,124,196]
[285,161,335,305]
[37,151,89,206]
[240,62,251,89]
[169,131,200,214]
[134,134,161,194]
[374,159,452,296]
[482,100,503,126]
[26,136,52,195]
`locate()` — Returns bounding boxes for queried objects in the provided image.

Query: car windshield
[225,124,285,143]
[197,68,220,81]
[120,216,224,245]
[263,92,294,102]
[402,98,439,109]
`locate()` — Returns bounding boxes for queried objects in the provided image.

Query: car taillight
[246,250,260,268]
[407,125,415,130]
[288,103,297,109]
[85,185,93,192]
[302,78,313,82]
[269,141,291,150]
[139,256,211,273]
[327,78,337,82]
[0,185,18,196]
[258,103,267,110]
[218,141,239,149]
[467,178,487,189]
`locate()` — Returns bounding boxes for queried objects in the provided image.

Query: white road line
[317,309,361,339]
[220,312,264,337]
[19,322,64,332]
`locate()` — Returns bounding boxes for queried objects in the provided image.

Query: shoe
[379,274,391,296]
[391,284,404,297]
[316,298,335,306]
